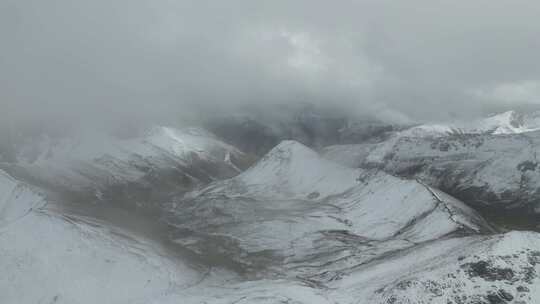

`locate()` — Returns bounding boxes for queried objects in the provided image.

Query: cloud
[472,81,540,105]
[2,0,540,131]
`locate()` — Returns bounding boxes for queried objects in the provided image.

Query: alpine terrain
[2,111,540,303]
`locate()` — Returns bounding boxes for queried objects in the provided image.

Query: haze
[2,0,540,131]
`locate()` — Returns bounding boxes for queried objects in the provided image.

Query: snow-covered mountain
[323,128,540,217]
[0,170,205,304]
[166,142,490,274]
[1,126,249,210]
[402,110,540,138]
[2,137,540,303]
[132,229,540,304]
[469,110,538,134]
[158,141,540,303]
[322,110,540,217]
[0,169,341,304]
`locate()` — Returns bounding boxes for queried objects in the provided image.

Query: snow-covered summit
[474,110,527,134]
[3,126,247,201]
[463,110,540,134]
[17,126,243,167]
[402,110,540,138]
[230,140,360,198]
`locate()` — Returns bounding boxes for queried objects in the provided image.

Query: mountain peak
[222,140,361,198]
[261,140,317,162]
[479,110,525,133]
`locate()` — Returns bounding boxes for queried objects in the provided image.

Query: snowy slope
[0,170,44,228]
[471,110,531,134]
[0,170,206,304]
[166,141,490,280]
[158,141,540,303]
[319,111,540,168]
[0,169,332,304]
[137,231,540,304]
[2,127,247,205]
[329,231,540,304]
[400,110,540,138]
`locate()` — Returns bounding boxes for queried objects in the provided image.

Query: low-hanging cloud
[2,0,540,131]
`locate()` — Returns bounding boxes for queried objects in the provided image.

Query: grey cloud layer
[2,0,540,129]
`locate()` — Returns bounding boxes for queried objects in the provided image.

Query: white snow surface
[193,140,360,199]
[0,170,204,304]
[9,126,244,193]
[403,110,540,138]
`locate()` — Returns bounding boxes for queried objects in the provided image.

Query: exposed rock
[462,261,515,281]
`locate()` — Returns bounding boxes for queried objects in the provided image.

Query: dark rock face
[481,289,515,304]
[204,105,397,156]
[517,285,530,292]
[485,291,510,304]
[204,118,281,156]
[462,261,515,281]
[529,251,540,265]
[517,161,539,173]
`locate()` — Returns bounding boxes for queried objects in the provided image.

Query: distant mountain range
[1,109,540,303]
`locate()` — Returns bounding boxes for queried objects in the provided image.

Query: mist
[2,0,540,131]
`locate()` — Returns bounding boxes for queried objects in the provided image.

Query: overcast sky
[2,0,540,129]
